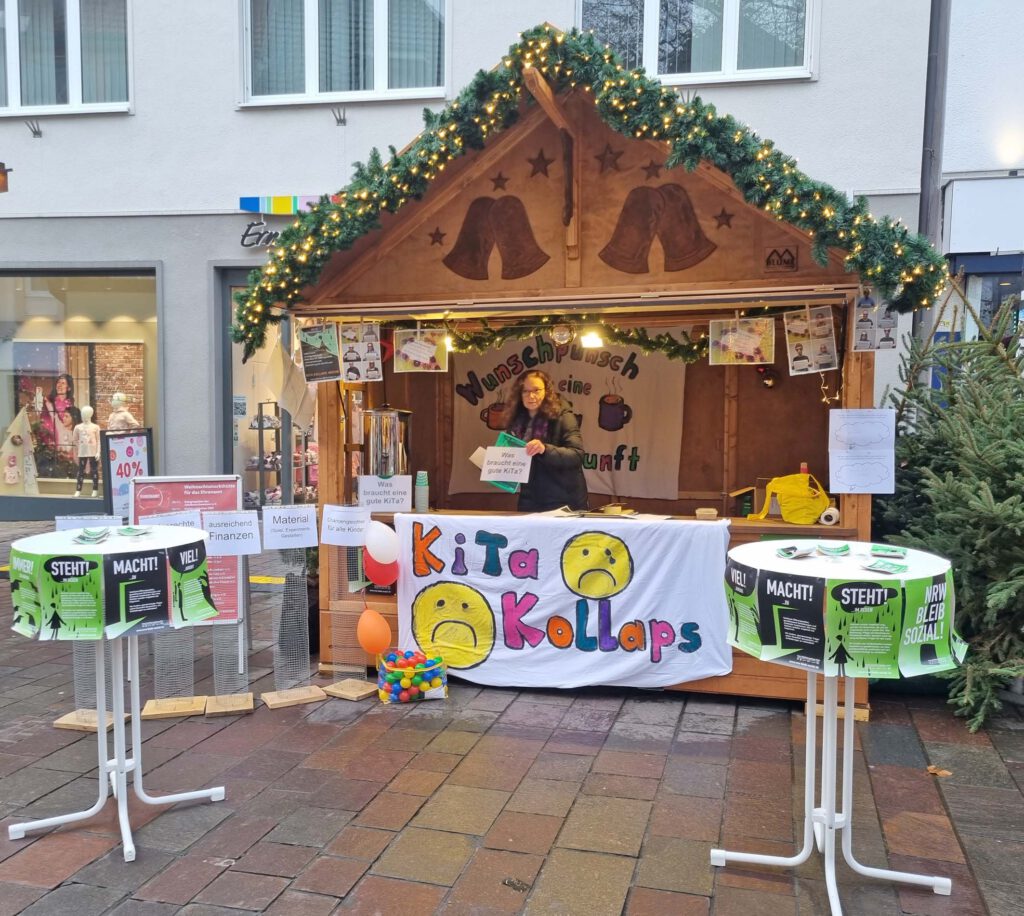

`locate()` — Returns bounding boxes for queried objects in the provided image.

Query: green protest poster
[752,568,826,671]
[899,570,956,676]
[724,557,762,658]
[9,548,41,639]
[824,579,903,678]
[38,553,105,640]
[103,549,171,638]
[168,541,219,626]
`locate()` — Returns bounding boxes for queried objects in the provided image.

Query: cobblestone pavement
[0,520,1021,915]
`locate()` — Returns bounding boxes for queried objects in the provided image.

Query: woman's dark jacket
[514,406,588,511]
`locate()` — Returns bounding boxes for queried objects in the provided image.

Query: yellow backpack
[748,473,830,525]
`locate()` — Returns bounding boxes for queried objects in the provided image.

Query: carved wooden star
[713,207,735,229]
[641,160,662,180]
[490,172,509,190]
[527,149,555,177]
[428,226,446,246]
[595,143,624,173]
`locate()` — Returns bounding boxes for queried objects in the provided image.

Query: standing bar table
[7,525,226,862]
[711,539,965,915]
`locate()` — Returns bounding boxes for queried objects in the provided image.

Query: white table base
[711,672,951,915]
[8,635,224,862]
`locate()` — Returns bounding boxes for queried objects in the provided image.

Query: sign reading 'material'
[395,514,733,689]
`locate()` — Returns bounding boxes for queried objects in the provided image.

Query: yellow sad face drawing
[411,582,496,670]
[560,531,634,599]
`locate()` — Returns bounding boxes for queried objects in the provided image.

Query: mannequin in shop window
[39,373,79,462]
[72,406,101,497]
[107,391,140,431]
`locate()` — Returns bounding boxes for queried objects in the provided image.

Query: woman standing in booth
[504,370,588,512]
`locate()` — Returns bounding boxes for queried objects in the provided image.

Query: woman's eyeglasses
[522,387,545,397]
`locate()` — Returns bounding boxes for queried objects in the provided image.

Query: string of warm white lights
[231,24,949,363]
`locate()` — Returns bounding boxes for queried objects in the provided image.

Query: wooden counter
[318,511,868,711]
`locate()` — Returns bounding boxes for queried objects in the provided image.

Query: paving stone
[591,749,666,780]
[605,721,676,754]
[466,689,518,712]
[189,814,277,858]
[0,765,77,805]
[131,800,234,853]
[264,889,339,916]
[661,759,727,799]
[924,743,1018,789]
[542,730,606,756]
[448,708,500,733]
[352,790,426,829]
[955,832,1024,887]
[447,751,534,791]
[524,847,634,916]
[911,709,993,747]
[633,835,711,895]
[0,881,44,916]
[473,733,547,759]
[194,869,288,910]
[624,886,709,914]
[559,795,651,856]
[441,847,543,914]
[387,767,447,796]
[711,834,798,895]
[582,772,659,800]
[412,784,509,835]
[506,777,580,817]
[426,730,481,755]
[372,826,475,885]
[527,751,593,782]
[887,854,986,916]
[938,783,1024,841]
[669,733,732,765]
[860,723,927,768]
[177,903,260,915]
[338,874,446,914]
[224,750,307,782]
[712,884,798,916]
[31,739,105,774]
[620,697,685,728]
[484,810,562,855]
[647,792,722,842]
[795,877,900,916]
[978,880,1024,916]
[289,855,369,897]
[730,735,792,764]
[232,841,317,877]
[410,750,462,773]
[326,825,395,860]
[370,727,436,753]
[106,900,182,916]
[558,706,618,732]
[867,763,946,816]
[0,830,117,888]
[132,855,230,905]
[70,845,175,891]
[881,810,965,864]
[19,882,125,915]
[680,711,735,736]
[264,806,353,847]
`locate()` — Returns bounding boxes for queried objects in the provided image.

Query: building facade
[0,0,1017,517]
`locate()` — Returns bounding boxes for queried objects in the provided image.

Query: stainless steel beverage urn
[363,406,412,478]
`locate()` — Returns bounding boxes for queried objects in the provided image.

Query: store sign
[395,514,733,689]
[240,220,280,249]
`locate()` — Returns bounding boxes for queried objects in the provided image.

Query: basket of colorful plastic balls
[376,647,447,704]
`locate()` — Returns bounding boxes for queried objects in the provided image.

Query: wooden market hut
[233,25,947,706]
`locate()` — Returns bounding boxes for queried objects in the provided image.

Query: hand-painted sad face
[560,532,633,599]
[411,582,495,670]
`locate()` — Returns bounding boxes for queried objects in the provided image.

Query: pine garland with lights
[232,24,948,362]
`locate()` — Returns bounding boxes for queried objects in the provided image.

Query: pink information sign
[129,477,243,624]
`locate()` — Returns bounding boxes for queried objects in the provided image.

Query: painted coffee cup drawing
[598,395,632,431]
[480,402,510,430]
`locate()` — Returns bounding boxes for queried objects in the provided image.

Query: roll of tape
[819,507,840,526]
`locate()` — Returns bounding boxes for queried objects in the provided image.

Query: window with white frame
[246,0,445,101]
[0,0,128,111]
[581,0,812,83]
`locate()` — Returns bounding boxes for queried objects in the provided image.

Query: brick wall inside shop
[92,344,145,429]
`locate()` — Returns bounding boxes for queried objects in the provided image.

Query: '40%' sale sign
[395,514,733,689]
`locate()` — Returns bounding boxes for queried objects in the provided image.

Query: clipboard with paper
[481,431,527,493]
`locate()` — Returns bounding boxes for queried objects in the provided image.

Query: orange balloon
[356,607,392,656]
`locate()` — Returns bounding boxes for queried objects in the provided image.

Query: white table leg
[109,637,135,861]
[711,671,818,869]
[8,642,112,840]
[837,677,951,896]
[713,672,953,914]
[127,635,225,807]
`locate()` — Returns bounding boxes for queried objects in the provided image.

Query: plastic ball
[378,689,388,701]
[386,652,398,663]
[411,675,423,686]
[399,677,411,688]
[408,685,419,697]
[404,667,414,677]
[398,690,410,703]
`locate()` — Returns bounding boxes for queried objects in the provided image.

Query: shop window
[581,0,813,83]
[971,273,1023,331]
[0,273,156,500]
[245,0,445,102]
[0,0,129,113]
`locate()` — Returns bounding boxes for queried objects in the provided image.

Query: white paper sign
[203,510,262,556]
[262,505,319,549]
[321,504,371,546]
[139,509,204,530]
[828,408,896,494]
[481,446,532,483]
[357,475,412,512]
[55,515,123,532]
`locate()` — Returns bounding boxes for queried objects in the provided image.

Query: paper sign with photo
[785,306,838,375]
[393,329,449,373]
[708,318,774,366]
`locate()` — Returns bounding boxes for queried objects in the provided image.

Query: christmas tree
[874,302,1024,730]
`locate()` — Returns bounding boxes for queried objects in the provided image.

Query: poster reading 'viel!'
[724,562,965,678]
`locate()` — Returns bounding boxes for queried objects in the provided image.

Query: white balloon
[364,520,399,565]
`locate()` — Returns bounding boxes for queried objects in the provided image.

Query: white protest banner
[262,505,319,549]
[321,505,371,546]
[203,510,261,556]
[138,509,203,530]
[395,513,733,689]
[481,447,532,484]
[357,475,412,512]
[55,515,122,532]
